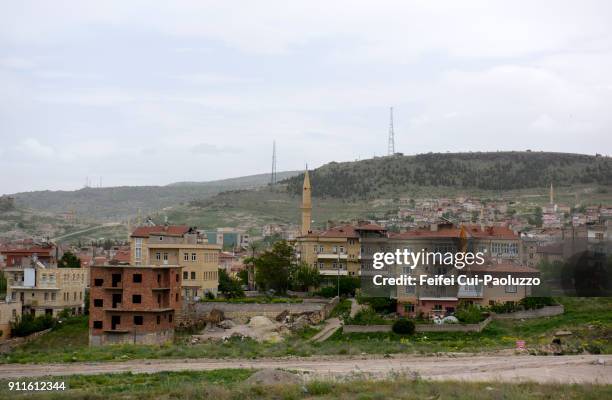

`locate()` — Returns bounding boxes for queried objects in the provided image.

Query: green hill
[283,152,612,200]
[10,171,299,220]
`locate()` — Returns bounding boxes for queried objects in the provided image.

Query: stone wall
[0,328,53,354]
[343,317,492,334]
[180,297,338,325]
[492,305,564,320]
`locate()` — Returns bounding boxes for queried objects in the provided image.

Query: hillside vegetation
[10,171,299,220]
[284,152,612,200]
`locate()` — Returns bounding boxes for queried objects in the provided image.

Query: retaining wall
[0,328,52,354]
[343,316,492,334]
[492,305,564,320]
[180,297,338,325]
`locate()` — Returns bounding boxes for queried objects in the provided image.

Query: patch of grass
[2,297,610,364]
[329,299,352,321]
[0,371,610,399]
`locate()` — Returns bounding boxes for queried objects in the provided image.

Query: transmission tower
[387,107,395,156]
[270,140,277,184]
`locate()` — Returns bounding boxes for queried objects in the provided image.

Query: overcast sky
[1,1,611,194]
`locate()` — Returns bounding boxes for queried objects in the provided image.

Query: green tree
[237,269,249,286]
[253,240,295,294]
[58,251,81,268]
[291,262,321,291]
[218,269,244,298]
[0,273,6,296]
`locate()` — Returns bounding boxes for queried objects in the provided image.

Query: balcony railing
[457,285,484,298]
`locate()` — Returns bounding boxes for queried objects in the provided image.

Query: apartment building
[1,244,58,268]
[4,263,87,317]
[89,264,182,346]
[0,300,21,341]
[130,225,221,299]
[387,223,536,317]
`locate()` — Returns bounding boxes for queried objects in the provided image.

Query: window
[94,299,103,307]
[44,292,48,300]
[184,253,189,261]
[183,271,188,279]
[339,246,345,254]
[157,274,161,284]
[191,253,197,261]
[505,285,517,293]
[132,294,142,304]
[156,252,161,261]
[176,274,179,282]
[332,246,337,254]
[42,274,47,283]
[191,271,196,279]
[73,292,77,300]
[175,293,179,301]
[432,304,443,312]
[94,278,104,287]
[169,314,173,323]
[133,274,142,283]
[159,236,163,241]
[134,316,143,325]
[157,315,161,324]
[163,252,168,261]
[404,303,415,313]
[93,321,103,329]
[51,293,56,301]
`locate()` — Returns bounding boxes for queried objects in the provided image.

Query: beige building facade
[4,265,87,317]
[130,225,221,299]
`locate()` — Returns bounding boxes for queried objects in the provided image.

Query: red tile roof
[468,262,539,274]
[390,224,517,240]
[131,225,190,237]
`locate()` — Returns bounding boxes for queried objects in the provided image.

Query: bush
[519,296,556,310]
[10,314,56,337]
[316,286,338,298]
[358,297,397,313]
[489,302,518,314]
[455,304,484,324]
[392,318,415,335]
[347,308,387,325]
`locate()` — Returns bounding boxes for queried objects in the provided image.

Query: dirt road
[0,354,610,384]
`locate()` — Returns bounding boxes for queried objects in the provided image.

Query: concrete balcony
[319,269,349,276]
[316,253,348,260]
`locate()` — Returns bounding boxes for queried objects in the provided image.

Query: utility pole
[387,107,395,156]
[270,140,277,185]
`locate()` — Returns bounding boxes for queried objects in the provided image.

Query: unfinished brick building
[88,264,182,346]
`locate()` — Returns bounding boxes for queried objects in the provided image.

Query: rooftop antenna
[387,107,395,156]
[270,140,277,185]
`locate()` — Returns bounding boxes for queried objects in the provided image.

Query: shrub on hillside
[455,304,485,324]
[10,314,56,337]
[358,297,397,313]
[519,296,556,310]
[392,318,415,335]
[347,308,387,325]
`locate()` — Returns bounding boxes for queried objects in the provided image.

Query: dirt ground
[0,354,610,384]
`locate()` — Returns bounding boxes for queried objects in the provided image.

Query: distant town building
[88,264,182,346]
